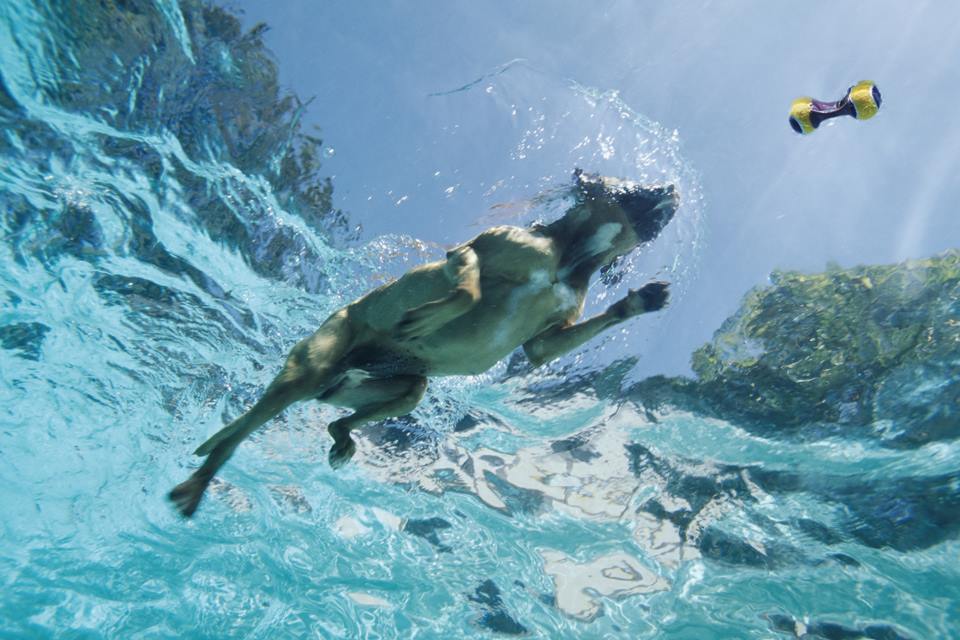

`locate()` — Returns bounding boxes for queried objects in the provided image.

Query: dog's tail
[168,380,305,517]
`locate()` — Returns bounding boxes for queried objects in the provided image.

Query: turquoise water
[1,2,958,638]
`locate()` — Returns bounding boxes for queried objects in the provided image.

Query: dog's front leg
[523,281,669,367]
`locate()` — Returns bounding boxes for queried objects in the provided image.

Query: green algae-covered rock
[3,1,348,291]
[634,250,960,446]
[38,0,344,239]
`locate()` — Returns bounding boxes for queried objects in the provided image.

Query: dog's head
[573,170,678,244]
[549,170,678,279]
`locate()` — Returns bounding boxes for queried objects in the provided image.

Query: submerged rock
[633,250,960,447]
[467,579,528,635]
[402,516,453,552]
[0,322,50,361]
[765,612,913,640]
[2,0,348,292]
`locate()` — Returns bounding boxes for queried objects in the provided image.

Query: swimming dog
[170,170,678,516]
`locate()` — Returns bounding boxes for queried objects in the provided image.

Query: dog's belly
[403,273,580,375]
[343,344,429,378]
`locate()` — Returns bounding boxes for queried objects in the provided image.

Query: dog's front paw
[608,281,670,319]
[638,281,670,312]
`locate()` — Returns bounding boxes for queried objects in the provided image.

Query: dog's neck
[542,204,625,285]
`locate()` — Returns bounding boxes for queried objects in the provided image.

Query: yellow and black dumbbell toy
[789,81,882,134]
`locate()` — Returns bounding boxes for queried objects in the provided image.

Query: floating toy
[789,81,882,134]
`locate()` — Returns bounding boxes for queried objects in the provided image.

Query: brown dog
[170,171,678,517]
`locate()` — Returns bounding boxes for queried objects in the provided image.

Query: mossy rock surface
[3,1,348,291]
[633,250,960,446]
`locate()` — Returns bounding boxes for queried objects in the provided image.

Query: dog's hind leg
[325,375,428,468]
[169,309,355,517]
[168,377,310,517]
[395,245,480,340]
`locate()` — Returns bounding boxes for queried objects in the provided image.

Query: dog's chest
[507,269,579,314]
[488,270,579,346]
